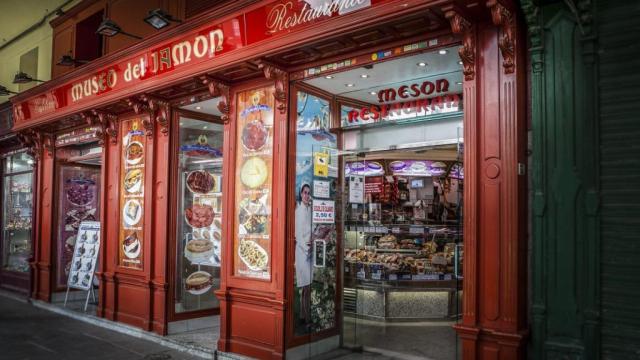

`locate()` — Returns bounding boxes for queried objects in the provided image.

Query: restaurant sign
[13,0,384,127]
[342,78,462,127]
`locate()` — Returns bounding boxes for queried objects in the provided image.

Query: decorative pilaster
[443,7,475,80]
[17,129,50,160]
[487,0,516,74]
[140,94,170,135]
[201,75,231,122]
[92,110,119,145]
[126,97,154,136]
[257,60,288,114]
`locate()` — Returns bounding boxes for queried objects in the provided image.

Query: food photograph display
[118,119,146,270]
[233,87,275,280]
[67,221,101,291]
[56,166,100,287]
[174,116,224,313]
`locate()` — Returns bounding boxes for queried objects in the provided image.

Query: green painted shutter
[598,1,640,358]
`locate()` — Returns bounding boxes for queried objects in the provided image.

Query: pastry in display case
[174,117,223,313]
[2,153,34,273]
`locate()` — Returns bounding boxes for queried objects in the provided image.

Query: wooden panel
[185,0,225,19]
[52,25,75,79]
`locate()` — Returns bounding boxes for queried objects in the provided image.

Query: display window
[290,45,464,358]
[1,152,34,273]
[172,110,224,314]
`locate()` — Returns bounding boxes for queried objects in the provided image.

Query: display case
[173,115,224,314]
[1,152,34,274]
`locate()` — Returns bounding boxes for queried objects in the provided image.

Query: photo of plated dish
[122,199,142,226]
[122,232,141,259]
[186,170,215,194]
[124,169,143,193]
[241,120,268,151]
[185,271,214,295]
[240,157,268,189]
[125,141,144,165]
[66,178,95,206]
[238,195,268,235]
[185,204,215,228]
[238,240,268,271]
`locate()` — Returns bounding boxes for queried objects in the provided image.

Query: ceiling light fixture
[458,60,463,65]
[144,9,182,30]
[417,62,427,67]
[325,75,334,79]
[13,72,44,84]
[438,49,448,55]
[360,74,369,78]
[345,83,355,87]
[195,106,202,110]
[369,91,377,95]
[96,18,142,39]
[456,81,463,85]
[57,54,88,67]
[0,85,18,96]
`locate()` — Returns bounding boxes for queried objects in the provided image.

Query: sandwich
[185,272,213,292]
[186,239,213,253]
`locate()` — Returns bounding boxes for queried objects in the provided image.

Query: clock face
[240,156,269,189]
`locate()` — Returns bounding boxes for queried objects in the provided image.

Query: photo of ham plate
[185,204,215,228]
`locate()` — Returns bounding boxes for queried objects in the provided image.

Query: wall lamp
[13,72,45,84]
[0,85,18,96]
[57,54,88,66]
[96,18,142,39]
[144,9,182,30]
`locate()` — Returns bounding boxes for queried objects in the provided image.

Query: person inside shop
[294,183,312,328]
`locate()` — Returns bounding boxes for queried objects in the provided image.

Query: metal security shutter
[598,1,640,358]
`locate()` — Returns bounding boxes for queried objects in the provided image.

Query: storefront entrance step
[28,298,215,359]
[215,350,254,360]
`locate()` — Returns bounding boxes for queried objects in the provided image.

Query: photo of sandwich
[122,199,142,226]
[122,232,141,259]
[124,169,143,193]
[185,271,214,295]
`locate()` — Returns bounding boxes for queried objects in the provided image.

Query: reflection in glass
[2,153,34,272]
[175,117,223,313]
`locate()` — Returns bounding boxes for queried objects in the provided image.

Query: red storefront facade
[11,0,528,358]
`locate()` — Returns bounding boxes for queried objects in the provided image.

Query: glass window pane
[2,172,33,272]
[4,152,34,174]
[174,117,223,313]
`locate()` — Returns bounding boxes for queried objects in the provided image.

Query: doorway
[290,45,464,359]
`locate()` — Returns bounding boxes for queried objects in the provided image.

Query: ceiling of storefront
[304,46,462,103]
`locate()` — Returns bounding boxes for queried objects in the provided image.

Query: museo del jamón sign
[13,0,383,127]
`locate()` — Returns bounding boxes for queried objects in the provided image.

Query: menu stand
[63,220,101,312]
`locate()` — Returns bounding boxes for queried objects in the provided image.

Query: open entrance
[52,133,103,311]
[290,45,464,359]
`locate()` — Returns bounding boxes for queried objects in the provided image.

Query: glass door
[173,114,224,314]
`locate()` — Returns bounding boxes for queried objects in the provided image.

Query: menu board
[67,221,100,291]
[233,86,275,280]
[118,118,146,270]
[56,165,100,287]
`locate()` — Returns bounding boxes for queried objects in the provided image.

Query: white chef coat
[295,202,313,287]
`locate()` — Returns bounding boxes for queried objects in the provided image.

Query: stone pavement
[0,295,207,360]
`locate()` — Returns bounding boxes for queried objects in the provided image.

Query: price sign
[312,200,335,224]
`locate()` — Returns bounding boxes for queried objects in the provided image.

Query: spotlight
[96,18,142,39]
[13,72,44,84]
[144,9,182,30]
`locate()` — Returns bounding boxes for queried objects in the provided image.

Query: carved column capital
[17,129,52,160]
[126,97,154,137]
[488,0,516,74]
[92,110,119,145]
[141,94,170,135]
[443,7,475,81]
[257,60,288,114]
[201,75,231,123]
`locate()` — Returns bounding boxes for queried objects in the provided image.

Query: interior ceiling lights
[144,9,182,30]
[13,71,44,84]
[96,18,142,39]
